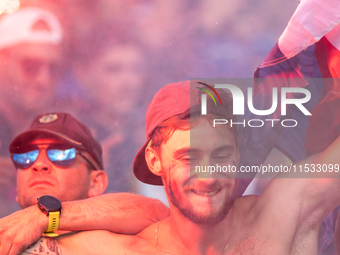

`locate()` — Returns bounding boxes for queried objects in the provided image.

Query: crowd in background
[0,0,298,218]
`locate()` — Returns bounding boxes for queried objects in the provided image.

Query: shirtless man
[10,80,340,255]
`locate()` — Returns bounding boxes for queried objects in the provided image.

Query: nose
[196,174,218,186]
[31,149,52,173]
[191,156,218,181]
[193,157,235,182]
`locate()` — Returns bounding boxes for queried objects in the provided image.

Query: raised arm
[0,192,169,255]
[245,134,340,254]
[258,134,340,232]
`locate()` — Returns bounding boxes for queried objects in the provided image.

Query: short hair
[150,89,238,153]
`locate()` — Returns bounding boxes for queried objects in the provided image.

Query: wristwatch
[37,195,62,237]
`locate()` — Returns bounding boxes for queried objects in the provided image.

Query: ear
[145,146,162,177]
[87,170,108,197]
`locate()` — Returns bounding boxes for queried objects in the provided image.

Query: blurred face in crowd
[15,137,106,208]
[147,117,239,224]
[80,43,145,115]
[0,42,63,111]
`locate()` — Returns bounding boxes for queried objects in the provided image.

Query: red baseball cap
[9,112,103,170]
[133,80,233,185]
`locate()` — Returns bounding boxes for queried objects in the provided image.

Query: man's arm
[60,193,169,233]
[0,193,169,255]
[255,135,340,244]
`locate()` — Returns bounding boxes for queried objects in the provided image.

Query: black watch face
[38,195,61,211]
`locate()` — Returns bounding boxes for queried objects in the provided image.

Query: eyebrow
[173,145,235,157]
[212,145,235,154]
[173,147,191,158]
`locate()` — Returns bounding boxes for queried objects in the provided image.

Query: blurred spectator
[0,6,64,133]
[58,26,148,193]
[0,6,65,217]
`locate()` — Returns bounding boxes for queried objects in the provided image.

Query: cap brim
[9,129,85,153]
[133,138,163,185]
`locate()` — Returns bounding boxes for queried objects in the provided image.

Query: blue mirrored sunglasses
[11,147,98,170]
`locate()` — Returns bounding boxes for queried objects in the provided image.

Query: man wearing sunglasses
[9,112,108,209]
[0,6,66,217]
[0,112,168,254]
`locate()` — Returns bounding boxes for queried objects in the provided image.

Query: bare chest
[226,234,317,255]
[226,237,279,255]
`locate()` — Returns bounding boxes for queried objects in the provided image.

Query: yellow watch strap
[44,211,60,237]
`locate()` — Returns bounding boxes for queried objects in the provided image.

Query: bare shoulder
[235,195,258,216]
[234,195,260,228]
[239,189,301,224]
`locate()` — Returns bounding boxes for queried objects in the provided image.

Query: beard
[167,178,236,225]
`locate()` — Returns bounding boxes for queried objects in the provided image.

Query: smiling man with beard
[2,80,340,254]
[146,115,239,227]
